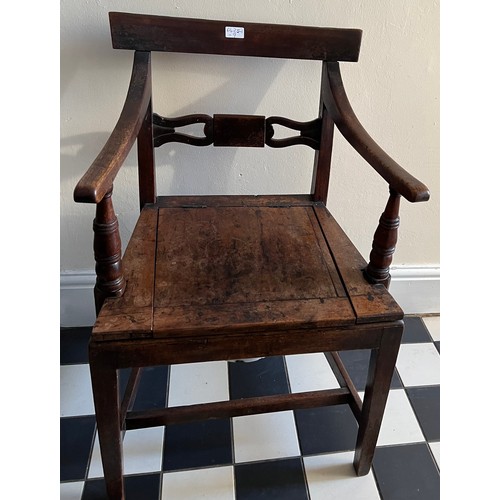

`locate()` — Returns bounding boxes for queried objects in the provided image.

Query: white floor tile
[422,316,440,341]
[285,353,340,392]
[60,364,94,417]
[429,442,440,468]
[168,361,229,407]
[376,389,425,446]
[304,452,381,500]
[233,411,300,463]
[396,343,440,387]
[60,481,84,500]
[161,466,235,500]
[88,426,164,478]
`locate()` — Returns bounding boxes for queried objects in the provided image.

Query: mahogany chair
[74,12,429,499]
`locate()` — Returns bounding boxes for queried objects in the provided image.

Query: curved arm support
[74,51,152,204]
[323,61,430,203]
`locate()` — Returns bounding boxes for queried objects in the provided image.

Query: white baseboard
[60,272,97,327]
[389,266,440,315]
[60,266,440,327]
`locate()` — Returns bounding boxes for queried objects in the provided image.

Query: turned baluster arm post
[364,188,401,288]
[92,187,126,314]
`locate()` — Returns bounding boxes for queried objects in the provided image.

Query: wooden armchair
[74,12,429,499]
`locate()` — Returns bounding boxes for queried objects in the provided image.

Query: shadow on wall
[62,49,288,199]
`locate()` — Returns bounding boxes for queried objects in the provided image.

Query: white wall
[60,0,439,324]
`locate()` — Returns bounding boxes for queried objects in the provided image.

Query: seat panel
[152,203,355,337]
[154,205,341,306]
[92,196,402,342]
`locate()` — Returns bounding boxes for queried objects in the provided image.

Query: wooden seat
[74,12,429,499]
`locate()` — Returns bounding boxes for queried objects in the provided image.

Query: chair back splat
[73,12,429,499]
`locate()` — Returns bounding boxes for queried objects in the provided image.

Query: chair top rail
[109,11,362,62]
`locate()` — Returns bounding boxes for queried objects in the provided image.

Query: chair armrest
[322,61,430,203]
[74,51,152,204]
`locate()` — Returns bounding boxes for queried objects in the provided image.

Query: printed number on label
[225,26,245,39]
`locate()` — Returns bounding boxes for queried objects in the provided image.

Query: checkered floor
[60,315,440,499]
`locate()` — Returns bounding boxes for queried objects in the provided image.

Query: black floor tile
[229,356,289,399]
[295,405,358,455]
[60,327,91,365]
[338,350,402,391]
[373,443,440,500]
[235,458,309,500]
[81,479,107,500]
[402,316,433,344]
[119,366,169,411]
[406,386,440,441]
[60,415,96,481]
[132,366,169,411]
[434,341,440,353]
[163,419,233,471]
[119,368,132,401]
[82,473,161,500]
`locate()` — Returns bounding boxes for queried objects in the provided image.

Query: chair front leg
[353,324,403,475]
[90,350,124,500]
